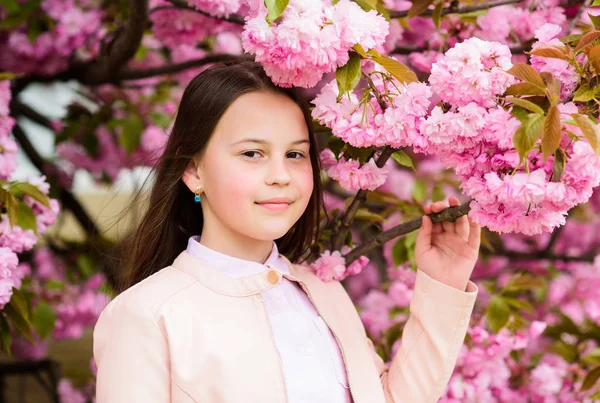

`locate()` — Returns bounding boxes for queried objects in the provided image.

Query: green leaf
[581,366,600,391]
[504,82,547,97]
[431,184,445,202]
[408,0,434,17]
[513,114,545,162]
[353,44,368,58]
[593,0,600,6]
[575,30,600,52]
[264,0,289,24]
[5,191,19,227]
[572,113,600,155]
[0,0,20,13]
[8,287,29,322]
[589,13,600,30]
[549,339,577,363]
[115,115,144,154]
[503,273,546,293]
[552,148,565,182]
[354,208,386,223]
[486,295,510,332]
[391,150,416,171]
[572,84,600,102]
[353,0,377,11]
[411,179,427,203]
[8,182,51,208]
[16,201,37,235]
[392,237,409,266]
[503,297,534,313]
[45,280,65,290]
[32,302,57,339]
[373,55,418,83]
[3,302,33,343]
[432,0,443,29]
[583,347,600,365]
[507,63,546,88]
[336,52,362,100]
[542,105,562,161]
[528,47,567,60]
[507,97,544,115]
[149,112,172,129]
[77,254,96,278]
[510,106,529,123]
[0,314,12,357]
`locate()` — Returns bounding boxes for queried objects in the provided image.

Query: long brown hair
[115,60,324,293]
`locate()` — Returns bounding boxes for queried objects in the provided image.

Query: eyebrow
[231,138,310,146]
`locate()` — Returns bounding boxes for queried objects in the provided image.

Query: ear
[181,157,203,193]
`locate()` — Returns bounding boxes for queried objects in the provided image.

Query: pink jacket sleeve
[93,296,171,402]
[370,269,478,403]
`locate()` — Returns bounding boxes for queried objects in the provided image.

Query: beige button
[267,269,279,284]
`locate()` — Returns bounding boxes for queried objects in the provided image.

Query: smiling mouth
[255,201,292,212]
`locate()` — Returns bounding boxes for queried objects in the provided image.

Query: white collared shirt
[186,236,351,403]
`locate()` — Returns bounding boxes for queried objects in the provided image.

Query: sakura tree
[1,0,600,401]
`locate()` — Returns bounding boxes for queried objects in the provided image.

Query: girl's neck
[198,231,274,265]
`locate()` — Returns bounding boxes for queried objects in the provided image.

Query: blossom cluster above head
[0,0,105,76]
[241,0,389,88]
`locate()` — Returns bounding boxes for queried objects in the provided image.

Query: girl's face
[182,90,314,251]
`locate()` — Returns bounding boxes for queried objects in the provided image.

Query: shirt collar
[186,235,290,278]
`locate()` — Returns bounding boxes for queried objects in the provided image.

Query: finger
[456,215,469,240]
[467,216,482,250]
[423,204,431,214]
[416,215,432,254]
[435,199,454,232]
[449,197,468,237]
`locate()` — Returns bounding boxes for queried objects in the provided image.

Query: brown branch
[330,73,398,251]
[343,199,473,264]
[567,0,593,35]
[495,248,597,263]
[389,0,522,18]
[150,1,245,25]
[83,0,149,84]
[11,121,102,239]
[391,43,529,55]
[114,53,253,82]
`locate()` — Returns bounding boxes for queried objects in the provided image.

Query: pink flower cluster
[320,149,387,192]
[428,37,515,108]
[417,40,600,235]
[186,0,242,18]
[0,0,105,75]
[530,23,578,98]
[476,4,566,45]
[309,246,369,282]
[241,0,389,87]
[312,70,432,149]
[0,80,17,180]
[0,175,59,307]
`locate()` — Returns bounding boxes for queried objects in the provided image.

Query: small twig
[114,53,253,82]
[567,0,593,36]
[150,2,245,25]
[343,199,473,264]
[389,0,522,18]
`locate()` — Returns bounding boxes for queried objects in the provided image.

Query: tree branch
[390,43,529,55]
[567,0,593,35]
[114,53,253,82]
[150,0,245,25]
[83,0,149,84]
[343,199,473,264]
[10,119,102,239]
[389,0,522,19]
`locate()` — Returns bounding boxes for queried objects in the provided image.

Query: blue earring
[194,185,202,203]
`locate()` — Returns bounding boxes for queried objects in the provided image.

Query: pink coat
[93,250,478,402]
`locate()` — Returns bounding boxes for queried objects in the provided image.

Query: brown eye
[287,151,305,159]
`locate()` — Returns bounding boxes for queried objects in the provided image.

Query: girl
[93,60,480,403]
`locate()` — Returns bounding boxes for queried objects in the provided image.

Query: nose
[265,154,292,186]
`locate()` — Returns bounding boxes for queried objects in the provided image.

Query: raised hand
[415,196,481,291]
